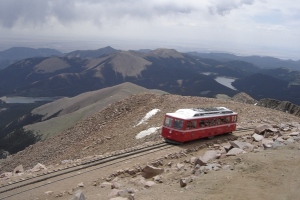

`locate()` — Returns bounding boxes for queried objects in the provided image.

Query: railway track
[0,127,254,199]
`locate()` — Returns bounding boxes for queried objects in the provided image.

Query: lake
[0,96,60,104]
[214,77,238,91]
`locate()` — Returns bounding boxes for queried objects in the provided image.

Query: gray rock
[153,175,163,183]
[144,181,156,188]
[254,124,273,134]
[272,141,286,149]
[111,182,122,189]
[252,133,264,142]
[289,132,299,136]
[226,148,246,156]
[285,138,295,144]
[176,163,185,170]
[31,163,47,172]
[180,178,187,187]
[142,165,164,179]
[230,141,254,151]
[77,182,84,187]
[72,190,85,200]
[261,138,274,148]
[100,182,113,188]
[195,150,220,166]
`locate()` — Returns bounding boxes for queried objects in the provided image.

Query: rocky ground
[1,93,300,200]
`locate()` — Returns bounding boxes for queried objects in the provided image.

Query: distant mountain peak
[146,48,184,59]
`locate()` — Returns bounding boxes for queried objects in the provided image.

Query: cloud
[0,0,201,28]
[208,0,255,15]
[0,0,80,28]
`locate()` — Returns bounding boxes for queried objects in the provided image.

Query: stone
[252,133,264,142]
[31,163,47,172]
[13,165,24,175]
[222,165,235,170]
[254,124,273,134]
[285,138,295,144]
[262,138,274,149]
[230,141,254,151]
[110,197,128,200]
[176,163,185,170]
[272,141,286,149]
[180,178,187,187]
[141,165,164,179]
[108,189,123,198]
[226,148,246,156]
[100,182,113,188]
[195,150,220,166]
[153,175,163,183]
[289,132,299,136]
[72,190,85,200]
[190,157,197,164]
[223,144,232,152]
[77,182,84,187]
[45,191,53,195]
[111,182,122,189]
[144,181,156,188]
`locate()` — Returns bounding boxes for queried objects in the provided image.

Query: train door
[162,116,185,142]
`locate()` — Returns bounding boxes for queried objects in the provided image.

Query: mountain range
[0,46,299,105]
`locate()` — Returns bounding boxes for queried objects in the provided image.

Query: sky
[0,0,299,59]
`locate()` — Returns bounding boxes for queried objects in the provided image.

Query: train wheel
[208,136,215,139]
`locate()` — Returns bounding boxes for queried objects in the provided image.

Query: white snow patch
[136,127,161,139]
[135,109,160,127]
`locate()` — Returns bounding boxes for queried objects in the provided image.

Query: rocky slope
[1,93,299,174]
[258,98,300,117]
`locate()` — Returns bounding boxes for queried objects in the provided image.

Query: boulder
[226,148,246,156]
[252,133,264,142]
[254,124,273,134]
[195,150,220,166]
[142,165,164,179]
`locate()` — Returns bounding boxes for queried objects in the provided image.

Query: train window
[225,117,230,123]
[186,121,197,129]
[211,118,216,126]
[205,120,210,127]
[173,119,183,130]
[164,117,173,127]
[199,120,205,127]
[232,115,237,122]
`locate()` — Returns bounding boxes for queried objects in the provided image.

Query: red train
[161,107,237,143]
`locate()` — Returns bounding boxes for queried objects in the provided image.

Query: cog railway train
[161,107,238,143]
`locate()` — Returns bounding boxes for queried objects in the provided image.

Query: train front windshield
[164,116,183,130]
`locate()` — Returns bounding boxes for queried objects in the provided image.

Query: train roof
[166,107,237,119]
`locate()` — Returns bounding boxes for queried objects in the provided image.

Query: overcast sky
[0,0,299,59]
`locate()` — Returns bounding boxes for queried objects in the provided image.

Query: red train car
[161,107,237,143]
